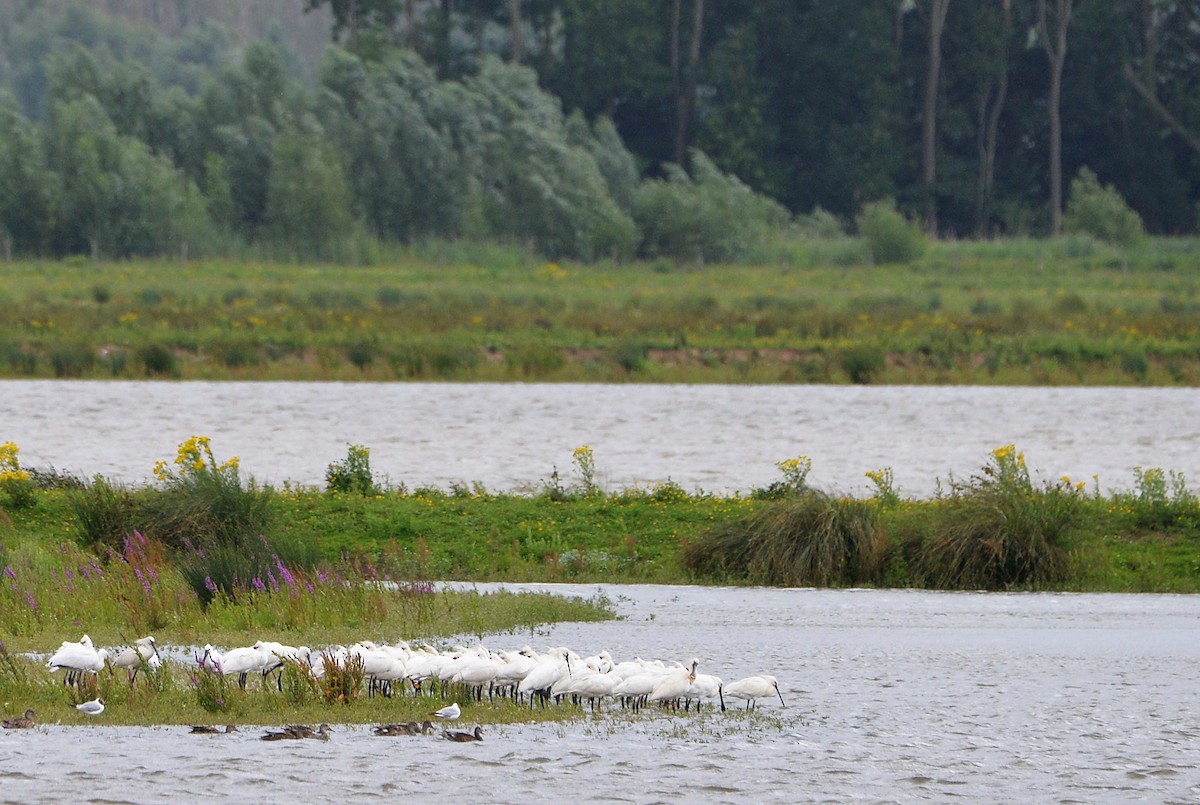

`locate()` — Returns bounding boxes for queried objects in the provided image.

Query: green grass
[2,236,1200,384]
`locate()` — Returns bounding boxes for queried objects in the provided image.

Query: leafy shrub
[137,343,178,377]
[752,456,813,500]
[325,444,379,496]
[794,207,845,239]
[684,491,886,586]
[856,199,926,265]
[192,662,232,713]
[1112,467,1200,531]
[50,343,94,377]
[912,445,1079,589]
[839,345,886,384]
[634,150,790,263]
[1064,168,1145,248]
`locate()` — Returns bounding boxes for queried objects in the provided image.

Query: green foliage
[141,437,271,552]
[325,444,379,496]
[1064,168,1146,248]
[263,129,356,258]
[856,199,926,265]
[319,651,364,705]
[634,150,790,262]
[192,664,233,713]
[684,491,885,586]
[911,446,1079,590]
[1112,467,1200,531]
[752,456,813,500]
[72,475,137,548]
[838,345,886,384]
[0,441,35,511]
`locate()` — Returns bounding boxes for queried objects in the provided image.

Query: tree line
[308,0,1199,238]
[0,1,1192,262]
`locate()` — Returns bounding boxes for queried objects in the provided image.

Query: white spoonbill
[111,636,161,684]
[46,638,108,687]
[647,659,698,708]
[721,674,785,710]
[686,672,723,711]
[205,644,270,689]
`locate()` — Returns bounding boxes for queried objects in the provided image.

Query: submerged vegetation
[3,237,1200,384]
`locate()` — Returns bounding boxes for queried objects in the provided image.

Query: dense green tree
[43,95,201,257]
[0,93,51,255]
[263,126,357,257]
[317,47,464,240]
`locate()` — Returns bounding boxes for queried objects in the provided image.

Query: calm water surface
[2,585,1199,803]
[3,381,1198,495]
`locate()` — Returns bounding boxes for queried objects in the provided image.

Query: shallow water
[3,380,1199,496]
[3,585,1199,803]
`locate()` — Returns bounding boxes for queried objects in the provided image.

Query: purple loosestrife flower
[91,562,102,576]
[3,566,15,579]
[24,590,37,612]
[267,571,279,593]
[276,560,296,588]
[252,577,266,591]
[204,576,217,595]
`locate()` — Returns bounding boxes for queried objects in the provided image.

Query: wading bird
[721,674,785,710]
[47,636,108,687]
[111,636,161,684]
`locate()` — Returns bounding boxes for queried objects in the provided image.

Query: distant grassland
[2,237,1199,384]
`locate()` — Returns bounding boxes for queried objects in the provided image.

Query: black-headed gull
[74,698,105,716]
[432,702,461,721]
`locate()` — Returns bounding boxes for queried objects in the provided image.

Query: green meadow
[2,237,1200,385]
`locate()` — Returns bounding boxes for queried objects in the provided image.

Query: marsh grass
[683,492,885,586]
[908,446,1080,589]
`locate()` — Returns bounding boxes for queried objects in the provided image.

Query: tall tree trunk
[672,0,705,166]
[436,0,452,76]
[1037,0,1073,237]
[670,0,682,163]
[921,0,951,234]
[404,0,416,48]
[975,0,1011,236]
[509,0,523,63]
[1124,1,1200,156]
[346,0,360,52]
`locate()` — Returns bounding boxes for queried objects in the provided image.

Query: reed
[683,492,886,587]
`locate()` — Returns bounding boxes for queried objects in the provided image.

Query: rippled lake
[3,584,1199,803]
[4,381,1199,496]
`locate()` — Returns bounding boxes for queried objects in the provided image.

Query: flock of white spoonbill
[40,633,787,717]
